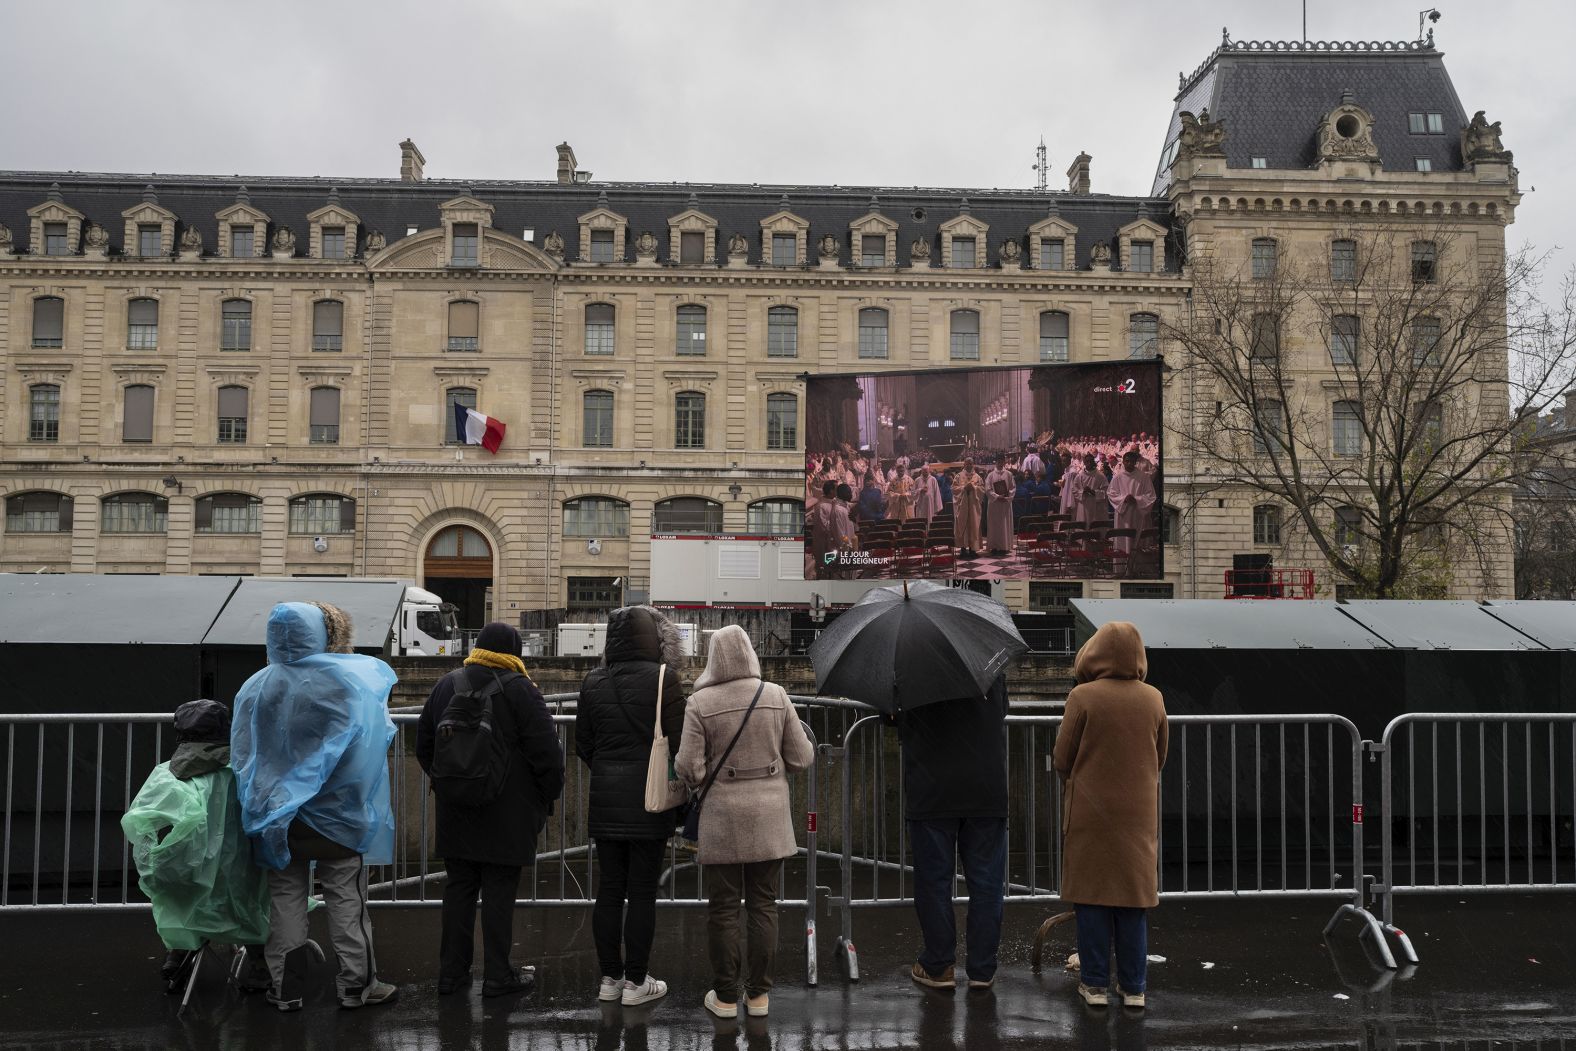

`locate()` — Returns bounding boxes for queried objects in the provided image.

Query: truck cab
[398,586,462,656]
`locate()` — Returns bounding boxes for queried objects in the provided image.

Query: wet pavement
[2,895,1574,1049]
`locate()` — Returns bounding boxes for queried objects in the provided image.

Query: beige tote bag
[643,665,688,813]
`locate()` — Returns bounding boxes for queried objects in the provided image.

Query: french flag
[453,404,506,453]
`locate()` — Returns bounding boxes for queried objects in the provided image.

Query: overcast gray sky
[1,0,1569,273]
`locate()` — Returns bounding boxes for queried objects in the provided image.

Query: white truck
[392,585,464,656]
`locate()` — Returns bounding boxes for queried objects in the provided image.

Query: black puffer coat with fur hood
[575,606,689,839]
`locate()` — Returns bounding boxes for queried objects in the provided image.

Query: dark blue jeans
[1074,904,1148,993]
[908,817,1007,981]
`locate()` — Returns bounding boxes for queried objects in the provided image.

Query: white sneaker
[704,989,737,1018]
[598,976,624,1002]
[622,976,668,1006]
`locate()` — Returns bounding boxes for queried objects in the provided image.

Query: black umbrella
[808,580,1028,713]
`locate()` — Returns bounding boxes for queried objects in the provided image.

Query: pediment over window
[938,214,988,237]
[668,209,718,265]
[439,196,495,226]
[1028,215,1078,240]
[121,201,178,257]
[850,212,899,235]
[759,210,810,232]
[577,205,628,264]
[28,195,85,256]
[307,203,361,260]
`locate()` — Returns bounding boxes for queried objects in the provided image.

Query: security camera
[587,538,603,555]
[313,536,329,553]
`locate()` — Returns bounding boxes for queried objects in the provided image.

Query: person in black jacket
[895,674,1009,991]
[575,605,688,1006]
[416,622,565,999]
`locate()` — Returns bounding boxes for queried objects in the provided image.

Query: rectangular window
[123,385,154,442]
[951,236,976,269]
[32,298,63,348]
[1039,238,1064,271]
[1335,508,1362,548]
[312,300,344,351]
[44,222,68,256]
[675,393,706,449]
[766,394,797,450]
[771,232,796,267]
[1333,402,1362,456]
[1331,239,1356,283]
[1411,241,1437,283]
[1252,399,1284,455]
[1412,317,1443,366]
[949,311,980,361]
[1039,312,1069,363]
[321,226,347,259]
[309,387,340,444]
[230,225,254,258]
[1129,240,1154,273]
[217,387,249,444]
[1408,112,1427,134]
[568,576,623,611]
[1129,314,1159,358]
[1250,156,1268,169]
[858,309,888,360]
[1029,581,1083,610]
[676,306,707,356]
[1415,158,1433,172]
[582,391,614,448]
[1253,505,1282,545]
[447,300,480,352]
[128,299,158,349]
[564,499,629,537]
[1427,113,1443,134]
[766,307,798,358]
[584,303,615,355]
[30,386,60,442]
[1120,582,1174,599]
[680,231,705,265]
[1331,315,1359,365]
[200,495,260,534]
[138,224,162,257]
[289,495,351,534]
[451,223,478,266]
[1249,315,1279,360]
[860,234,885,267]
[445,388,477,444]
[590,229,615,263]
[1251,239,1277,280]
[102,496,166,534]
[220,300,251,351]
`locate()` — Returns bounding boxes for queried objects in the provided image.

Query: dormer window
[669,204,718,265]
[951,236,977,269]
[759,206,808,268]
[590,229,615,263]
[681,231,706,264]
[1408,112,1444,134]
[860,235,886,268]
[849,207,898,268]
[216,195,269,260]
[138,224,162,257]
[438,195,494,268]
[44,222,68,255]
[230,226,254,258]
[1129,240,1154,273]
[1251,156,1268,168]
[451,223,479,266]
[771,233,796,267]
[322,226,347,259]
[1414,158,1433,173]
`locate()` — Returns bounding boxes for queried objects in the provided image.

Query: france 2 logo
[1118,377,1138,395]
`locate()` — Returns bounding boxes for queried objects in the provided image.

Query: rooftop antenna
[1418,7,1441,44]
[1033,137,1049,194]
[1302,0,1307,43]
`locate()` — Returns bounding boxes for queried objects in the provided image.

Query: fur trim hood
[693,624,762,690]
[603,605,686,668]
[311,602,354,654]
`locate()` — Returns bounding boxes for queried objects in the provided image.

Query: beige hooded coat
[675,626,815,866]
[1053,621,1169,908]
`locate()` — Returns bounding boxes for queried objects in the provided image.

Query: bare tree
[1163,224,1576,598]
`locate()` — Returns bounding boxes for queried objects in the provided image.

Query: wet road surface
[2,895,1573,1049]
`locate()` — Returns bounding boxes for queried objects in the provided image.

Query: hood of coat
[311,602,354,654]
[693,624,761,690]
[1073,621,1148,683]
[265,602,329,664]
[603,605,685,668]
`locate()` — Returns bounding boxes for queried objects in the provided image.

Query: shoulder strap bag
[643,665,689,813]
[681,680,766,844]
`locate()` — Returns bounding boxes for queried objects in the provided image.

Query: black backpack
[430,667,515,807]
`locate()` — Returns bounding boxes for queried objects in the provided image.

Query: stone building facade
[0,35,1521,626]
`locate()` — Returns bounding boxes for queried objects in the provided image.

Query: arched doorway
[424,524,493,631]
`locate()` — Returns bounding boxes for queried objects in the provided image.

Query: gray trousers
[266,855,376,999]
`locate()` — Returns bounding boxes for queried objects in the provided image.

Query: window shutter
[34,298,64,341]
[123,385,154,441]
[128,299,158,325]
[339,497,357,532]
[953,310,979,334]
[1040,312,1068,339]
[313,300,344,335]
[310,387,339,426]
[218,386,248,418]
[449,300,479,338]
[586,302,614,326]
[59,495,73,532]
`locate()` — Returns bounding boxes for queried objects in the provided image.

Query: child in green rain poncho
[121,699,272,993]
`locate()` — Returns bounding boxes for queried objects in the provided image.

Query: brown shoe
[911,962,955,989]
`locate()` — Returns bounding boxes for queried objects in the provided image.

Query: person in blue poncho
[232,601,400,1012]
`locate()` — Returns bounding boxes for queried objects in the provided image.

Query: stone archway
[423,523,493,630]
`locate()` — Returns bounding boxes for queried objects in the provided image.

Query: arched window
[309,387,341,444]
[1334,505,1362,548]
[123,384,154,443]
[5,491,71,533]
[1039,311,1069,363]
[101,492,168,534]
[1330,315,1360,365]
[31,296,63,348]
[585,303,615,356]
[1251,237,1278,280]
[127,298,158,349]
[747,498,804,535]
[312,299,343,351]
[766,392,798,451]
[767,305,798,358]
[1330,239,1357,282]
[289,493,355,534]
[950,309,980,360]
[447,300,479,351]
[1252,504,1281,545]
[1249,313,1280,360]
[1160,505,1180,546]
[220,298,252,351]
[858,307,889,359]
[427,524,492,558]
[563,496,630,538]
[195,492,261,534]
[445,387,477,444]
[1129,313,1159,358]
[654,497,723,535]
[676,304,707,356]
[675,391,706,449]
[583,389,614,448]
[217,385,249,444]
[1332,401,1362,456]
[29,383,60,442]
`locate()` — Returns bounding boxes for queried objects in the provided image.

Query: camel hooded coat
[674,626,815,866]
[1053,621,1169,908]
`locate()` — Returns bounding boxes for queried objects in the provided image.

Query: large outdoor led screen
[803,361,1163,581]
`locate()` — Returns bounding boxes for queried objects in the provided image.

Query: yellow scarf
[464,647,532,682]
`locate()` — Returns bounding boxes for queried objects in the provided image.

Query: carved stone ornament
[909,236,931,260]
[1089,241,1112,267]
[817,233,840,259]
[365,229,387,253]
[1175,108,1227,163]
[999,238,1021,263]
[0,222,11,251]
[1316,106,1379,164]
[727,231,748,255]
[543,230,566,258]
[83,222,109,249]
[271,226,296,255]
[635,230,659,256]
[180,226,202,252]
[1461,110,1512,163]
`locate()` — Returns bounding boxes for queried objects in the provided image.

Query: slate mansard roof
[1153,34,1470,193]
[0,173,1179,273]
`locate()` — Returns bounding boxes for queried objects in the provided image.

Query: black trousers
[440,858,522,982]
[592,838,666,984]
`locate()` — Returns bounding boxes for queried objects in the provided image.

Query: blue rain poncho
[231,603,399,869]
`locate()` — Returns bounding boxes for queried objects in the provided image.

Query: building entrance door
[424,524,493,630]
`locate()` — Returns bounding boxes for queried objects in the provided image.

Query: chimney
[1066,152,1092,195]
[399,139,425,182]
[557,142,578,185]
